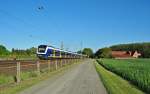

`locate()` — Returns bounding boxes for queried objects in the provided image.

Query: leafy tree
[77,50,82,54]
[29,47,37,54]
[95,47,112,58]
[142,48,150,58]
[0,45,10,56]
[82,48,93,58]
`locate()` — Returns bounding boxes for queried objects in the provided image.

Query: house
[111,51,141,59]
[132,51,141,58]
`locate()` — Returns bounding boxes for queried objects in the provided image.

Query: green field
[97,59,150,93]
[95,61,143,94]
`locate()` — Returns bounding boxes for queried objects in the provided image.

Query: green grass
[95,61,144,94]
[0,75,14,84]
[0,71,57,94]
[98,59,150,93]
[0,72,38,85]
[20,71,38,81]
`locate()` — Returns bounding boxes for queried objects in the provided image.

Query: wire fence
[0,58,81,83]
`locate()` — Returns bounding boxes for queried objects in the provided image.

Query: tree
[0,45,10,56]
[95,47,112,58]
[29,47,37,54]
[27,47,37,56]
[77,50,82,54]
[11,47,37,57]
[142,48,150,58]
[82,48,93,58]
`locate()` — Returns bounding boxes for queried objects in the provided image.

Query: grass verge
[0,75,14,85]
[0,62,79,94]
[95,61,144,94]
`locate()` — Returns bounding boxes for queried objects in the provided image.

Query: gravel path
[19,60,107,94]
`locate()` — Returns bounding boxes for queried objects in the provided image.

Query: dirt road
[19,60,107,94]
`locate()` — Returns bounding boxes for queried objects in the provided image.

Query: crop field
[97,59,150,93]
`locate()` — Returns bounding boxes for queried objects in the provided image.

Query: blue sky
[0,0,150,52]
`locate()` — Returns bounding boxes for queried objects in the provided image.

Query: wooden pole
[64,59,66,66]
[37,61,40,76]
[16,62,21,83]
[55,60,58,70]
[48,60,51,71]
[60,59,62,67]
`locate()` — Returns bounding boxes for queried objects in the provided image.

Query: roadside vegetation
[0,75,14,84]
[97,59,150,93]
[0,71,38,85]
[95,61,144,94]
[77,48,94,58]
[0,70,59,94]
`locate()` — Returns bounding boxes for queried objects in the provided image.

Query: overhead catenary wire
[0,7,49,44]
[0,2,84,57]
[0,0,64,48]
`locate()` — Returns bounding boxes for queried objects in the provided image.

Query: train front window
[38,45,47,53]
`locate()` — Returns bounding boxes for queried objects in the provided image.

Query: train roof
[39,45,75,54]
[38,45,85,56]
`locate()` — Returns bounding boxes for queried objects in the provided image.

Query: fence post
[65,59,67,66]
[60,59,62,67]
[62,59,64,66]
[16,62,21,83]
[55,60,58,70]
[37,61,40,76]
[67,59,69,65]
[64,59,66,66]
[68,59,70,65]
[74,59,75,64]
[70,59,72,64]
[48,60,51,71]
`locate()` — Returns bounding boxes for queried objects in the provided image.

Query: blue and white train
[37,45,86,59]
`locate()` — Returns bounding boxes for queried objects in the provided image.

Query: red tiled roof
[111,51,132,58]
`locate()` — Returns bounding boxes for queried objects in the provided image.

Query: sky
[0,0,150,52]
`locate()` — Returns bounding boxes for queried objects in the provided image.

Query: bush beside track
[97,59,150,93]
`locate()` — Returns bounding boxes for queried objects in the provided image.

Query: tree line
[80,42,150,58]
[1,42,150,59]
[12,47,37,57]
[95,42,150,58]
[0,45,37,58]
